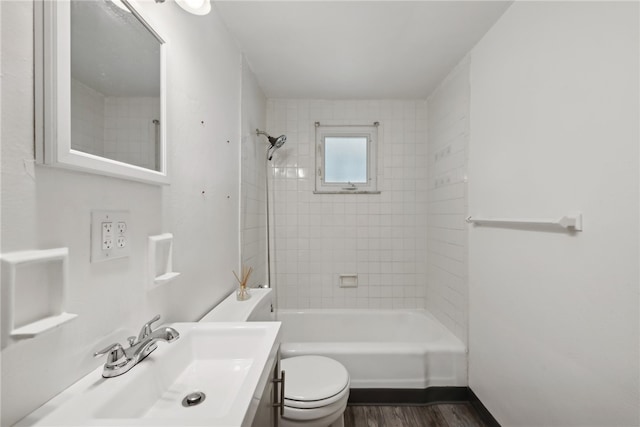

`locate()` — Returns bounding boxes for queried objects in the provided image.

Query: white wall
[468,2,639,426]
[0,1,243,425]
[426,57,470,344]
[266,99,429,309]
[240,57,268,288]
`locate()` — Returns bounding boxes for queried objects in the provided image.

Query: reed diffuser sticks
[233,265,252,301]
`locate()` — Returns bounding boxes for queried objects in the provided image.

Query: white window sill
[313,190,381,195]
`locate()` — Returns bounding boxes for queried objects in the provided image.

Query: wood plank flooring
[344,404,488,427]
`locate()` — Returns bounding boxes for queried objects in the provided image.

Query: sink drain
[182,391,206,407]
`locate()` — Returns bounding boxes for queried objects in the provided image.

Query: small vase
[236,286,251,301]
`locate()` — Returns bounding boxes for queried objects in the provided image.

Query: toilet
[279,355,349,427]
[200,288,350,427]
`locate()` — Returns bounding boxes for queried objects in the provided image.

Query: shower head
[270,134,287,148]
[257,129,286,147]
[256,129,287,160]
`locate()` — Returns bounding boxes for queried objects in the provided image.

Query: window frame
[314,124,380,194]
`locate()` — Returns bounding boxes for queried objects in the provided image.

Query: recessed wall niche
[148,233,180,290]
[0,248,77,348]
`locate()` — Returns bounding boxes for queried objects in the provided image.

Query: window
[315,124,379,193]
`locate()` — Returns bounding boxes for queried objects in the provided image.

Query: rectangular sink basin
[15,322,281,427]
[141,358,253,419]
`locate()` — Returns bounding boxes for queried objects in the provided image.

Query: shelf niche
[148,233,180,290]
[1,248,77,347]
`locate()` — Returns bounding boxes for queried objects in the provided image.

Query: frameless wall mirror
[35,0,168,185]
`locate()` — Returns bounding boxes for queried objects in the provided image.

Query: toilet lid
[281,356,349,403]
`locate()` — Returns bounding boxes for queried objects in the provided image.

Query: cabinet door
[252,359,280,427]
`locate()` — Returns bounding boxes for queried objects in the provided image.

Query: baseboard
[347,386,501,427]
[468,388,501,427]
[348,386,469,405]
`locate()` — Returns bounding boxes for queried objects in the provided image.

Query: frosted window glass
[315,125,378,193]
[324,137,367,183]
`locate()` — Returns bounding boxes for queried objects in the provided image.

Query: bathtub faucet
[93,314,180,378]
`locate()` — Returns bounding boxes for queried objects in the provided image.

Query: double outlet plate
[91,210,131,263]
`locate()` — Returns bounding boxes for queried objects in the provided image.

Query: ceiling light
[109,0,131,13]
[175,0,211,15]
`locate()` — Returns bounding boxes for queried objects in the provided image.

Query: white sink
[16,322,281,427]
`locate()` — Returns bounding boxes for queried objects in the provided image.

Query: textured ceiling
[215,1,512,99]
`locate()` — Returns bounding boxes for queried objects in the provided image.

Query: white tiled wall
[70,78,159,170]
[266,99,428,309]
[103,97,160,170]
[70,78,105,157]
[426,57,470,343]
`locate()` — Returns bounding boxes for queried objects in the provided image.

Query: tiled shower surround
[70,78,160,170]
[266,100,429,310]
[426,58,470,343]
[71,79,105,157]
[103,96,160,170]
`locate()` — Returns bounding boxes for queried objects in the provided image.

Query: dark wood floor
[344,404,488,427]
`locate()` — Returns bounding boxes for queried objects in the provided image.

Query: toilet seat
[281,394,348,423]
[281,356,350,410]
[284,382,350,410]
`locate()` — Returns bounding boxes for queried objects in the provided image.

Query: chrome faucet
[94,315,179,378]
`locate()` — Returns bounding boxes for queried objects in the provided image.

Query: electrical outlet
[103,238,114,250]
[91,210,131,262]
[102,222,114,250]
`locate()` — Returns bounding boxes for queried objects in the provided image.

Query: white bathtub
[276,309,467,389]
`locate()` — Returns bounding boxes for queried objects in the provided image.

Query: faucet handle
[127,336,137,347]
[138,314,161,341]
[94,343,125,364]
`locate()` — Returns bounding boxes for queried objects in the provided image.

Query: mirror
[36,0,168,185]
[71,0,161,171]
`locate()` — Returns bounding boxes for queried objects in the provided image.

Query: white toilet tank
[200,288,274,322]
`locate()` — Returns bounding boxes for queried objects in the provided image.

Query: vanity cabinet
[251,351,283,427]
